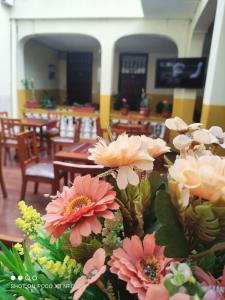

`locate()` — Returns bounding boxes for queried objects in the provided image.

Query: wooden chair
[0,133,7,198]
[1,118,22,165]
[17,131,64,200]
[51,118,82,154]
[112,122,151,137]
[44,111,63,154]
[53,161,105,194]
[0,234,23,248]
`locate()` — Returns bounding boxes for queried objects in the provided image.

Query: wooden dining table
[22,118,57,151]
[54,141,95,164]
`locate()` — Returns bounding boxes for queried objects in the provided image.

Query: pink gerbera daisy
[43,175,118,246]
[71,248,106,300]
[108,234,173,300]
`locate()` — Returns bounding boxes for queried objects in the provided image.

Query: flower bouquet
[0,116,225,299]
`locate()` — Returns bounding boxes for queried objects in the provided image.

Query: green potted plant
[120,98,130,115]
[139,88,150,117]
[40,91,55,109]
[21,77,38,108]
[161,99,172,118]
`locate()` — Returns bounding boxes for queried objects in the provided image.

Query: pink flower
[71,248,106,300]
[43,175,118,246]
[195,266,225,300]
[145,285,191,300]
[108,234,173,300]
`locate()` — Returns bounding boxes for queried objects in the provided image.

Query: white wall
[11,0,143,19]
[24,39,59,90]
[0,4,11,113]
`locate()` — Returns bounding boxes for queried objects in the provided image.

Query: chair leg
[20,178,27,201]
[0,171,7,198]
[34,182,39,194]
[64,173,68,186]
[4,147,8,166]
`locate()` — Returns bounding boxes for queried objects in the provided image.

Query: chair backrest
[0,234,23,248]
[96,117,103,137]
[17,131,39,174]
[47,111,63,131]
[73,118,82,143]
[53,160,105,191]
[0,112,8,119]
[1,118,22,141]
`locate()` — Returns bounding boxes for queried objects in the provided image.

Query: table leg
[40,126,43,152]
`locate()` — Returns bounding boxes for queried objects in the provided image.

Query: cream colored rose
[169,155,225,202]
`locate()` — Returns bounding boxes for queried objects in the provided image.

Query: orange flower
[71,248,106,300]
[108,234,173,300]
[169,155,225,202]
[141,136,170,158]
[43,175,118,246]
[89,134,154,189]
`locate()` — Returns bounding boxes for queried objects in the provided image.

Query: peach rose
[169,155,225,202]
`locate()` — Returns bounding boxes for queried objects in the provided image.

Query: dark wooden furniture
[67,52,93,105]
[112,122,151,137]
[51,118,82,154]
[0,133,7,198]
[53,161,105,194]
[17,131,64,200]
[1,117,22,165]
[22,118,57,152]
[54,141,94,164]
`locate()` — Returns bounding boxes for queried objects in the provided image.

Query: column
[99,42,114,129]
[172,89,197,124]
[201,0,225,129]
[11,19,19,118]
[172,32,205,124]
[16,39,26,119]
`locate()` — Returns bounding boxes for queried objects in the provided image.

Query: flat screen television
[155,58,207,89]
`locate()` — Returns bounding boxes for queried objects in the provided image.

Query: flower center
[66,195,91,214]
[141,256,161,284]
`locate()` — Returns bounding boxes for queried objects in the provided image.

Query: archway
[22,34,101,108]
[112,34,178,112]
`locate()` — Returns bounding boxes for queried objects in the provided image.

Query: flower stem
[97,168,114,178]
[191,242,225,260]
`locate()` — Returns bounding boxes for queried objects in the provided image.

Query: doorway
[67,52,93,105]
[118,53,148,110]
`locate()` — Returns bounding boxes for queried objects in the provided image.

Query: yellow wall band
[172,98,196,124]
[100,94,111,129]
[201,104,225,130]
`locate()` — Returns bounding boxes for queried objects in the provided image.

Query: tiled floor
[0,160,52,238]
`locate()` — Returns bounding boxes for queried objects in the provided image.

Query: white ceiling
[34,34,101,52]
[116,35,177,54]
[141,0,201,19]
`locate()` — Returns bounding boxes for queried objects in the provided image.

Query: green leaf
[0,288,16,300]
[62,234,102,264]
[198,253,216,273]
[155,190,189,258]
[23,243,35,276]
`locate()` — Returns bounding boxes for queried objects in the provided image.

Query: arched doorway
[23,34,101,107]
[113,34,178,112]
